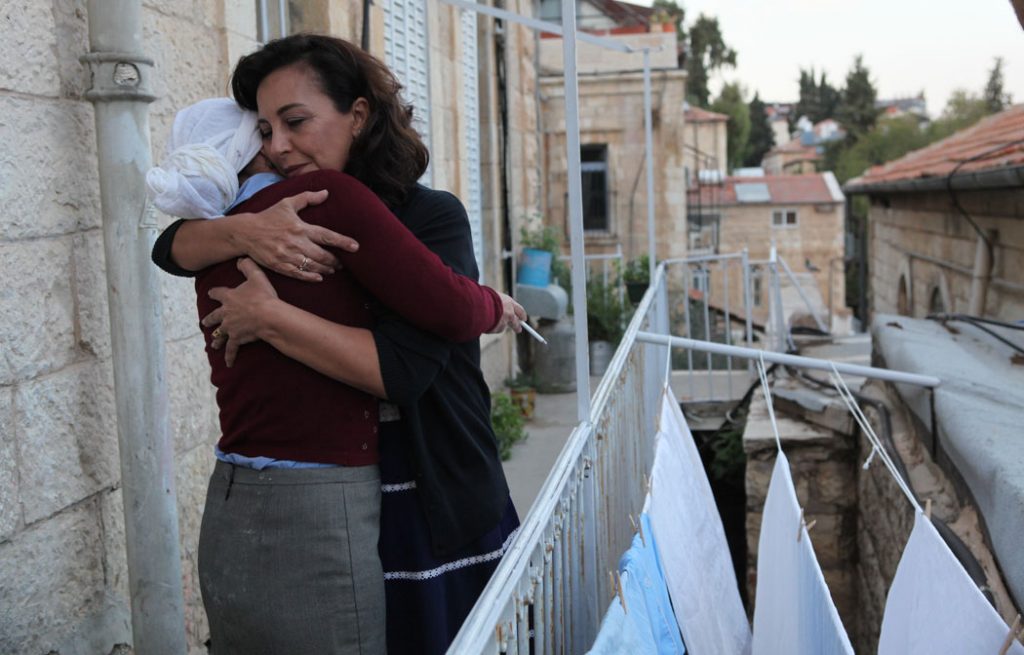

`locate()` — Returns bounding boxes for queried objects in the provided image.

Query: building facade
[0,1,543,652]
[846,105,1024,322]
[537,22,687,263]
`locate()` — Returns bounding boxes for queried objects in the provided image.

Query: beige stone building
[693,173,848,331]
[0,1,544,652]
[682,105,728,179]
[536,9,687,264]
[845,104,1024,321]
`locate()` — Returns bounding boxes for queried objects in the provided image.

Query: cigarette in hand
[520,322,548,346]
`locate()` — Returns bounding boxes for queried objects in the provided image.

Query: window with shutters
[383,0,433,186]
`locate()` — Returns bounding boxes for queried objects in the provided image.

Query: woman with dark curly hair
[152,35,521,655]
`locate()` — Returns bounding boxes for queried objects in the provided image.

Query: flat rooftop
[872,314,1024,606]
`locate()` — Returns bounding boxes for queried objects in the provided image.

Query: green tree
[984,56,1012,113]
[685,15,737,107]
[836,55,879,139]
[744,92,774,167]
[831,115,932,184]
[711,82,751,170]
[935,89,991,134]
[793,68,841,126]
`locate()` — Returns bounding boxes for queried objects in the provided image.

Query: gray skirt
[198,460,385,655]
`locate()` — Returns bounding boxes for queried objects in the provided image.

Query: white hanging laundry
[587,569,660,655]
[878,510,1024,655]
[648,387,752,655]
[752,453,854,655]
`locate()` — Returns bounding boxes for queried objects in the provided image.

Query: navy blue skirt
[378,421,520,655]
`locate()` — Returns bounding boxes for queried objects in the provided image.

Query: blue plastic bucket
[519,248,553,287]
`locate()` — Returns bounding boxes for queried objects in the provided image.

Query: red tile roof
[691,173,842,207]
[849,104,1024,188]
[685,106,729,123]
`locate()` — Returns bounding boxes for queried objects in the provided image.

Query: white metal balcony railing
[451,253,936,654]
[449,263,672,654]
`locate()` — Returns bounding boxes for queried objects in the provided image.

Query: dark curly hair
[231,34,429,207]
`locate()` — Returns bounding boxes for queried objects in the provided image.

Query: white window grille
[383,0,433,186]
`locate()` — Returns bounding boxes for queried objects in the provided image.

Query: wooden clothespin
[614,569,628,614]
[796,508,817,543]
[642,473,652,497]
[925,498,933,520]
[998,614,1022,655]
[629,513,647,547]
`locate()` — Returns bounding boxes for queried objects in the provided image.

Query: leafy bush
[622,254,651,284]
[491,392,528,460]
[586,274,626,344]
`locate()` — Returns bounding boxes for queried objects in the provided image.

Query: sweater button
[372,426,378,434]
[364,410,370,419]
[361,443,368,450]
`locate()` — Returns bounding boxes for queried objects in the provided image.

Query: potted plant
[491,392,528,460]
[505,372,537,419]
[586,275,626,376]
[520,223,571,291]
[623,254,650,304]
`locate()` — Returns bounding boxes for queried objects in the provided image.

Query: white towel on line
[647,387,752,655]
[878,510,1024,655]
[751,453,854,655]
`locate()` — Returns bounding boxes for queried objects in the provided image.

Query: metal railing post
[643,49,656,281]
[559,0,592,421]
[81,2,187,652]
[777,255,828,333]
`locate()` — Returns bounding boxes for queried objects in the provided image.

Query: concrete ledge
[872,314,1024,607]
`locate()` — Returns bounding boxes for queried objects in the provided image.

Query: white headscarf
[146,98,262,219]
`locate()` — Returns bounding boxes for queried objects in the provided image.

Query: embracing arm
[297,171,516,342]
[151,189,358,281]
[204,258,386,398]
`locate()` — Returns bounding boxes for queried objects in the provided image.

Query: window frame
[771,208,799,228]
[580,144,612,235]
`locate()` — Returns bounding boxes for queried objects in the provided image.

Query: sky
[634,0,1024,116]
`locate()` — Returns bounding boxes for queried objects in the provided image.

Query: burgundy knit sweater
[195,170,502,465]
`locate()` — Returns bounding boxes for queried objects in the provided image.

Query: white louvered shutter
[383,0,433,186]
[460,10,484,281]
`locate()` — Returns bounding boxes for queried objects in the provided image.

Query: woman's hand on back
[203,258,280,367]
[236,190,359,281]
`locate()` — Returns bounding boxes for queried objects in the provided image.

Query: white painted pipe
[82,2,187,652]
[560,0,592,422]
[643,49,656,281]
[636,332,942,388]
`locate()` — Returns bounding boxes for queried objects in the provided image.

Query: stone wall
[0,2,236,653]
[0,1,539,651]
[540,69,689,262]
[743,372,1021,653]
[853,378,1021,652]
[716,197,847,328]
[685,118,727,177]
[867,188,1024,321]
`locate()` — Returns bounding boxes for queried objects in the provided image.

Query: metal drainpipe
[81,2,187,653]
